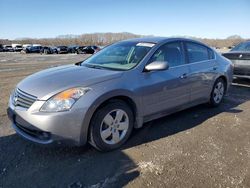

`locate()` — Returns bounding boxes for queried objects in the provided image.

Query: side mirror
[144,61,169,72]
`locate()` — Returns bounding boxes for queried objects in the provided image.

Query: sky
[0,0,250,39]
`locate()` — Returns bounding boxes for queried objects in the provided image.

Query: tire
[209,78,226,107]
[89,100,134,152]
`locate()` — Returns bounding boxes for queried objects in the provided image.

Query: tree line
[0,32,248,48]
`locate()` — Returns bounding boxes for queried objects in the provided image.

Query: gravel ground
[0,52,250,188]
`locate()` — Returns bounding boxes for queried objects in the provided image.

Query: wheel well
[86,96,138,142]
[218,75,227,91]
[95,96,137,120]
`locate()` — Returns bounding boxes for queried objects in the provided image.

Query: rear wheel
[89,100,134,151]
[209,78,226,107]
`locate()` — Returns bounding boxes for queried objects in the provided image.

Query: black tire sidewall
[89,101,134,151]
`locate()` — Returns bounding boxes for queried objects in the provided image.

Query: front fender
[79,89,142,145]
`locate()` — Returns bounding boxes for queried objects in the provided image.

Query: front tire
[209,78,226,107]
[89,100,134,151]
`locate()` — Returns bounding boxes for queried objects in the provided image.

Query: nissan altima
[7,37,233,151]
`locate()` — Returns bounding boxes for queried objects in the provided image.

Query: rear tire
[209,78,226,107]
[89,100,134,152]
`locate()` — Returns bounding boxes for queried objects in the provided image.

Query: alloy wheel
[213,81,224,104]
[100,109,129,145]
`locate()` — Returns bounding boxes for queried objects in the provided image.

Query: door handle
[180,73,188,79]
[213,66,218,71]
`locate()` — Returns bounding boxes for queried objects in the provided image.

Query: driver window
[149,42,185,67]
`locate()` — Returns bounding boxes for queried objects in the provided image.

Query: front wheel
[89,100,134,151]
[209,78,226,107]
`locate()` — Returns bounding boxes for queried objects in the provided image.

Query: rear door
[184,42,217,102]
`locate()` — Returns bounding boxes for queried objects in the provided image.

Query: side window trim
[207,48,215,60]
[147,40,186,68]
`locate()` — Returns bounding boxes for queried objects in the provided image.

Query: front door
[138,41,191,117]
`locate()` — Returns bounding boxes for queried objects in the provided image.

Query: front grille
[13,88,37,109]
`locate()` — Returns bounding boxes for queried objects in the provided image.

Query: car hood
[17,64,123,100]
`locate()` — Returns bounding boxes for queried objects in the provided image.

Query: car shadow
[0,133,140,188]
[0,84,249,187]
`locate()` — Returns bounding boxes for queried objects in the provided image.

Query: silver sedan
[7,37,233,151]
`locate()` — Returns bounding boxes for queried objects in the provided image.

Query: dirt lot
[0,52,250,188]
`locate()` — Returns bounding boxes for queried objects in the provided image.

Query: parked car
[55,46,68,54]
[222,41,250,79]
[3,45,14,52]
[22,46,42,53]
[7,37,233,151]
[14,45,23,52]
[0,44,3,52]
[75,46,86,54]
[40,46,54,54]
[77,45,100,54]
[22,44,32,49]
[68,45,79,53]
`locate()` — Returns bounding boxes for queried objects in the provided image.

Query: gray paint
[8,37,233,146]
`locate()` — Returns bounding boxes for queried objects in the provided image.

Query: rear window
[186,42,214,63]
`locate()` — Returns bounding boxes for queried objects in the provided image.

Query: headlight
[40,87,91,112]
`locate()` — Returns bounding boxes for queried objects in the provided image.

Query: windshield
[81,41,154,70]
[231,42,250,52]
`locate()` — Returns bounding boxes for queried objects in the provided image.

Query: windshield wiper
[84,64,104,69]
[83,64,122,71]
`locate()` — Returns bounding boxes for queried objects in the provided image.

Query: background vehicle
[68,45,79,53]
[222,41,250,79]
[7,38,233,151]
[40,46,54,54]
[75,46,86,54]
[3,45,14,52]
[77,45,100,54]
[55,46,68,54]
[13,44,23,52]
[0,44,3,52]
[22,44,32,49]
[22,45,42,53]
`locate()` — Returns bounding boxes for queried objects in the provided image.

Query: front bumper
[7,100,88,146]
[231,60,250,78]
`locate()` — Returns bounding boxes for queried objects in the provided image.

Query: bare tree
[1,33,248,48]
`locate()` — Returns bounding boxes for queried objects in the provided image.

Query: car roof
[120,37,213,50]
[122,37,168,43]
[122,37,204,44]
